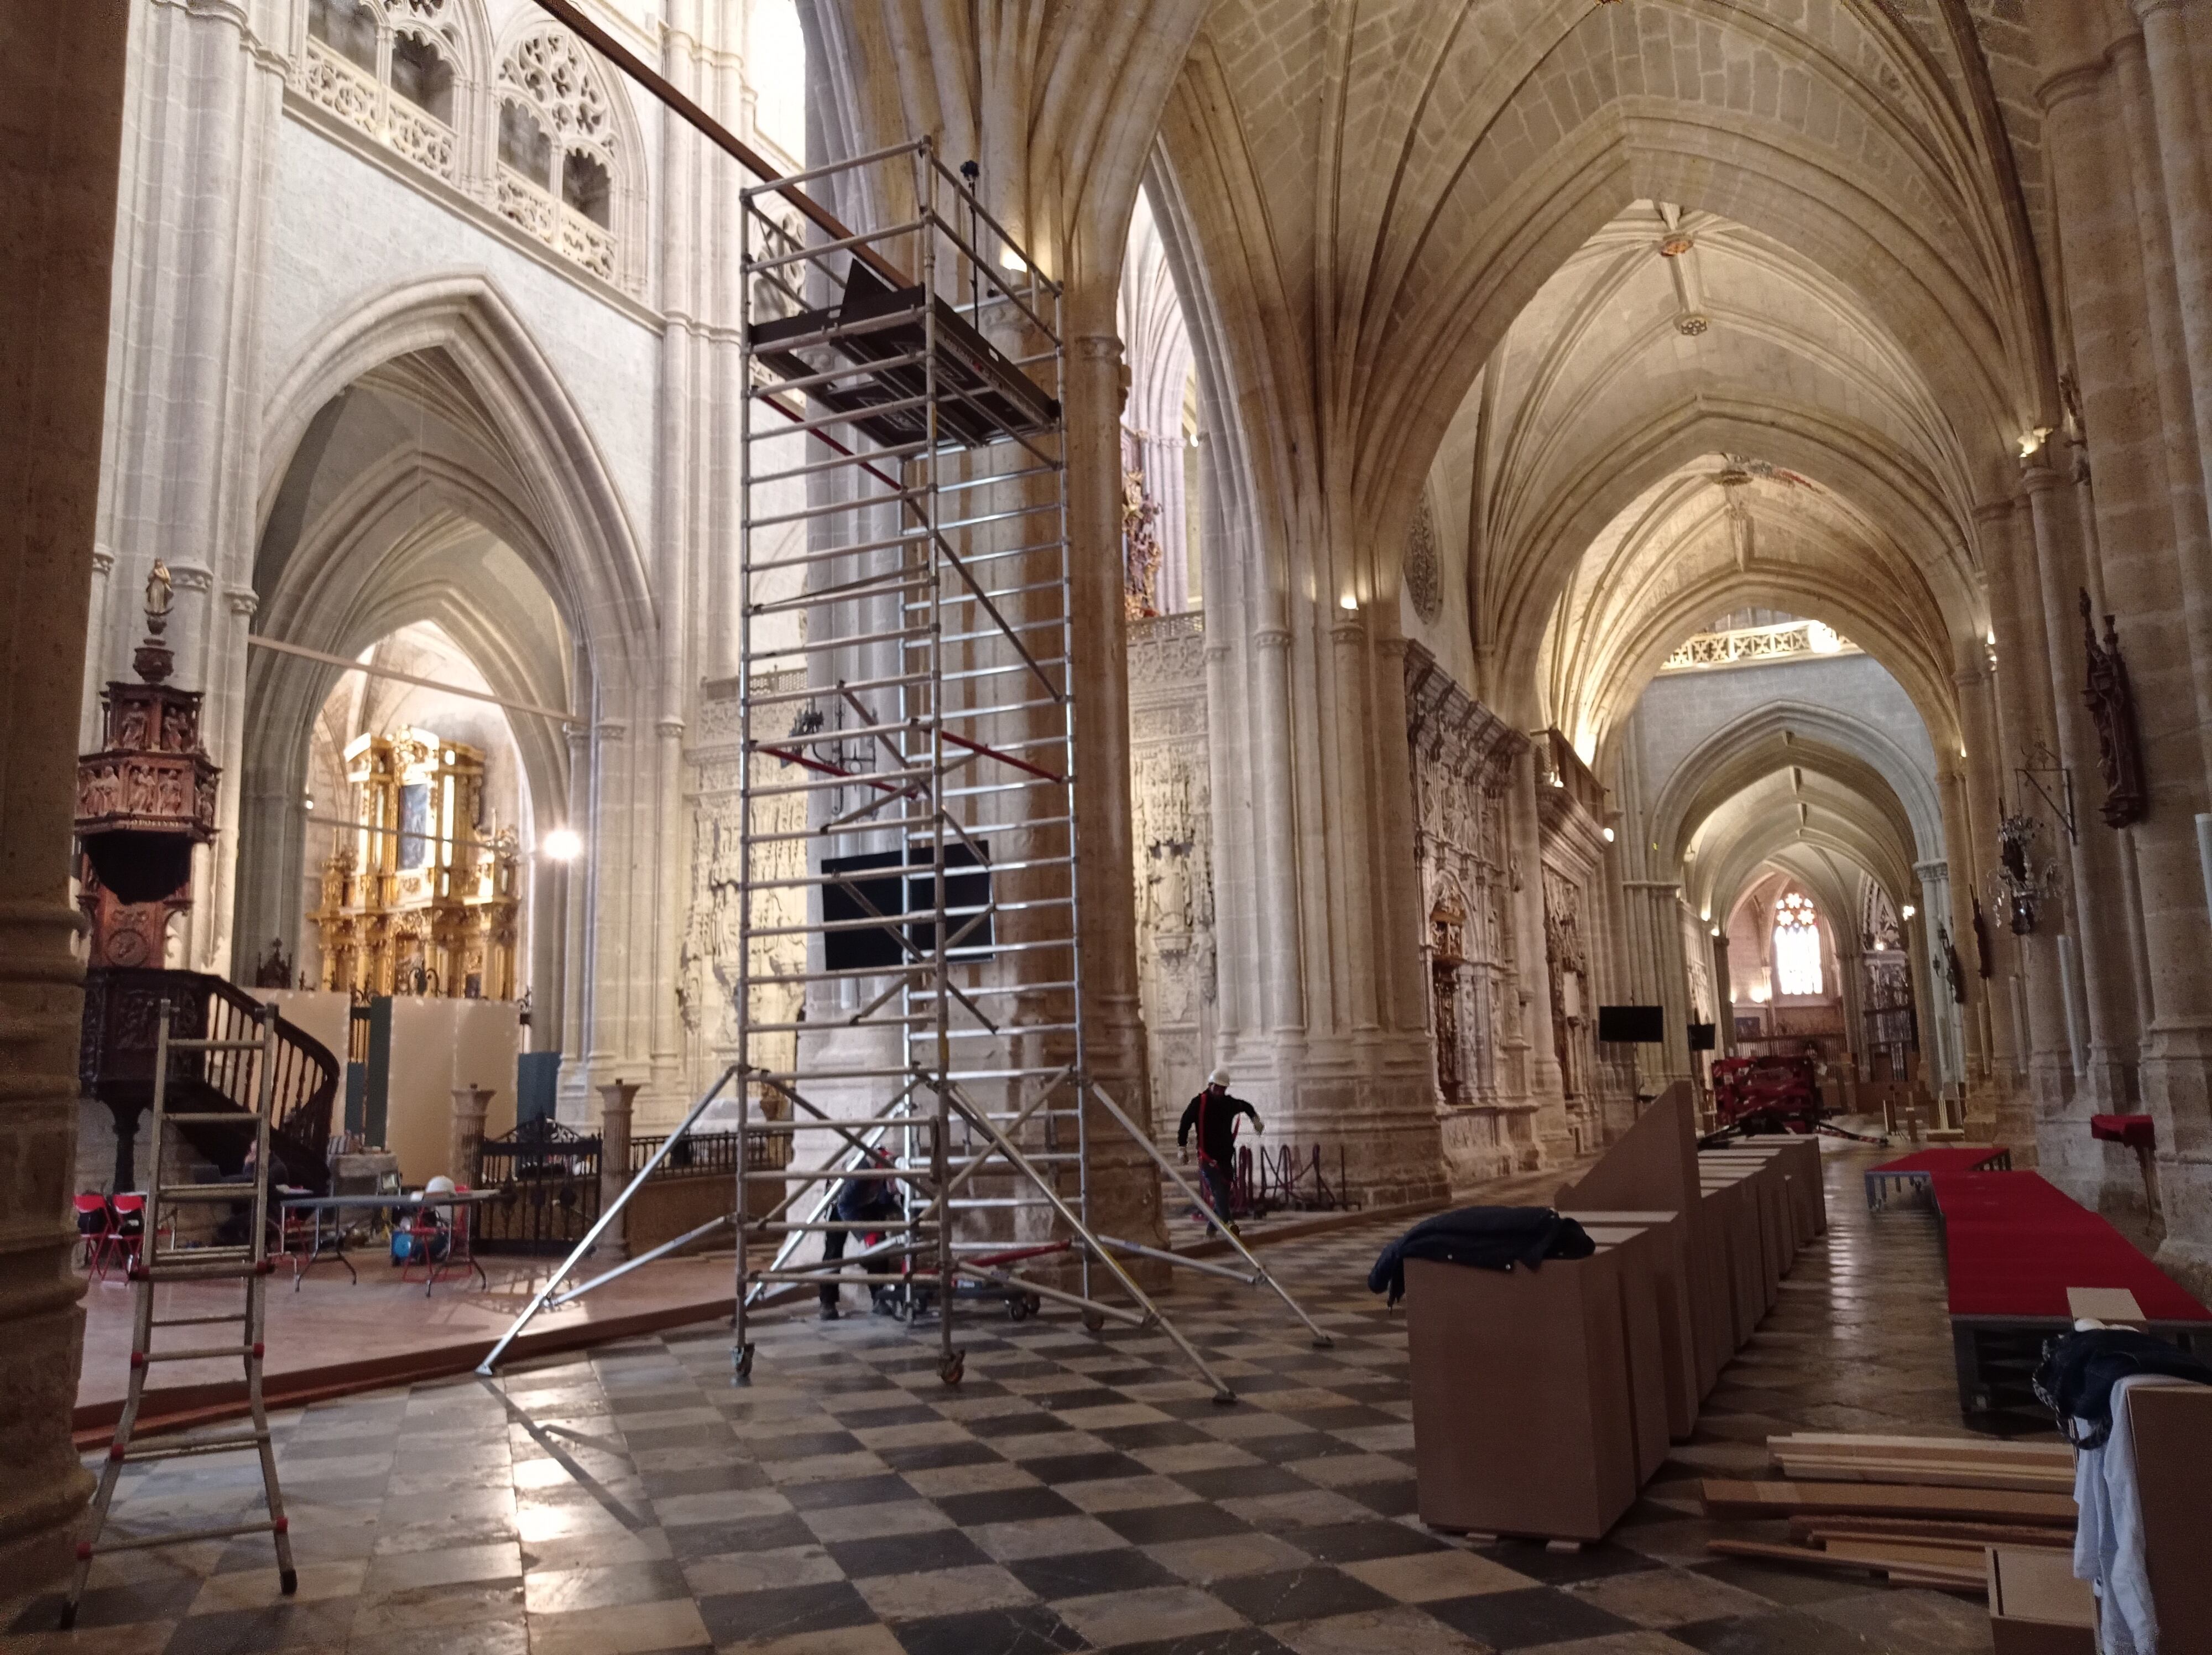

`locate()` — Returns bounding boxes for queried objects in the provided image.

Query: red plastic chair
[108,1193,149,1277]
[74,1194,116,1280]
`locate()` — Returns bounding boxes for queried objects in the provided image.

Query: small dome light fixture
[1601,825,1616,842]
[542,827,584,861]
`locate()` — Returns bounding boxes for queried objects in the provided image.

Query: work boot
[819,1300,842,1321]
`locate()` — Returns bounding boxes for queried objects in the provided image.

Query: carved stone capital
[656,717,685,740]
[2017,463,2064,496]
[1073,334,1121,363]
[1252,628,1291,652]
[91,548,115,576]
[227,589,259,618]
[169,563,215,594]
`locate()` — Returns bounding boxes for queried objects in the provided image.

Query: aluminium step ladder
[60,1002,296,1628]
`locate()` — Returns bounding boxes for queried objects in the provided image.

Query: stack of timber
[1702,1432,2076,1595]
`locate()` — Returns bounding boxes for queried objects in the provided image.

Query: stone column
[2131,0,2212,568]
[1953,628,2025,1137]
[2021,462,2135,1120]
[2047,50,2212,1289]
[448,1085,494,1190]
[93,0,285,979]
[1066,325,1166,1250]
[0,0,127,1584]
[1710,931,1735,1057]
[1991,496,2077,1142]
[593,1078,639,1261]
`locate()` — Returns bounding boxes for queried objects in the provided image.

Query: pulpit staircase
[80,969,340,1195]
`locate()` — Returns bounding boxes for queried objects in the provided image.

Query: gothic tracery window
[497,29,624,280]
[301,0,463,180]
[1773,891,1824,997]
[293,3,641,294]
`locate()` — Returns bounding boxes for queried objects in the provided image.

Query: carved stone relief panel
[1128,613,1215,1118]
[1403,641,1528,1174]
[682,672,808,1104]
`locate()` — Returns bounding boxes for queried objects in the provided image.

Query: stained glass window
[1774,891,1823,996]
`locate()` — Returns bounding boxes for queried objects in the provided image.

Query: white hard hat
[1208,1066,1231,1087]
[425,1175,456,1196]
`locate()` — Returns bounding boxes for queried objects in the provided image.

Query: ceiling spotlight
[542,828,583,862]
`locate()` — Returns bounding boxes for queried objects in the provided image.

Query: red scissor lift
[1710,1054,1832,1134]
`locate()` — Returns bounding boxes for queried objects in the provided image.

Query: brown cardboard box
[1986,1545,2094,1655]
[1561,1208,1694,1440]
[1581,1228,1672,1479]
[1406,1251,1639,1542]
[1558,1085,1728,1395]
[2127,1382,2212,1652]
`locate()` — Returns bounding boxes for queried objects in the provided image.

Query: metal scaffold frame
[476,6,1329,1394]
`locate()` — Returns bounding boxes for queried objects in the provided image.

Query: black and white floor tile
[4,1149,2005,1654]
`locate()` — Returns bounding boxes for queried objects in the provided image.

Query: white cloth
[2074,1373,2198,1654]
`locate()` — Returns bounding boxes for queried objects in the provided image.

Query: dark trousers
[1197,1158,1234,1226]
[821,1227,888,1307]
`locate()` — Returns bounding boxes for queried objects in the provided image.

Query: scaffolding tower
[734,139,1223,1390]
[472,38,1331,1391]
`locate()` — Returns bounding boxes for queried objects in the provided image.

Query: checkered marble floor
[6,1147,2002,1654]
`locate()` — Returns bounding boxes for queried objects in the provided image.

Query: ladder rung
[89,1517,283,1553]
[152,1311,248,1328]
[156,1187,259,1202]
[134,1257,264,1281]
[116,1429,270,1463]
[160,1112,266,1125]
[142,1344,257,1363]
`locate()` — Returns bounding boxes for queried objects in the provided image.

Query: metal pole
[1087,1081,1335,1348]
[475,1066,738,1376]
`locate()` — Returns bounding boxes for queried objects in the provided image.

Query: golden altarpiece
[310,728,520,998]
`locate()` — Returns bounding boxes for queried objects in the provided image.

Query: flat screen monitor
[1597,1004,1666,1044]
[821,840,994,972]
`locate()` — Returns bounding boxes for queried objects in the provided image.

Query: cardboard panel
[1406,1252,1639,1542]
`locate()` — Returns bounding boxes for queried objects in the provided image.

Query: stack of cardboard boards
[1407,1084,1829,1543]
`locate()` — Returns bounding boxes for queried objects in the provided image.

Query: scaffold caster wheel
[1312,1334,1335,1349]
[734,1343,755,1383]
[1082,1309,1106,1333]
[57,1602,77,1632]
[939,1350,965,1386]
[1211,1388,1238,1406]
[280,1568,298,1597]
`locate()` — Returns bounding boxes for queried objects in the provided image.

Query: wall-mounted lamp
[2017,427,2051,458]
[1339,595,1358,611]
[542,828,584,861]
[1601,826,1616,843]
[1709,925,1721,938]
[1900,903,1916,920]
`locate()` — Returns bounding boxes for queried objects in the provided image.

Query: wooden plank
[1788,1516,2074,1549]
[1699,1479,2077,1524]
[1770,1433,2073,1466]
[1772,1461,2075,1495]
[2065,1286,2146,1325]
[1822,1537,1986,1570]
[1705,1538,1986,1589]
